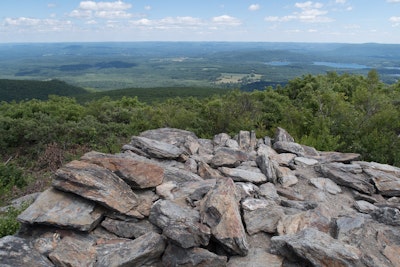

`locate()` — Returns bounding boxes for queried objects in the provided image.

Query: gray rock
[235,182,260,201]
[353,200,378,213]
[213,133,231,147]
[242,198,284,234]
[81,151,164,189]
[316,162,375,195]
[200,178,249,256]
[371,207,400,226]
[294,157,319,166]
[334,215,366,241]
[259,183,281,203]
[149,200,210,248]
[276,166,298,187]
[101,217,161,239]
[280,199,318,211]
[273,141,305,157]
[309,177,342,195]
[238,130,257,151]
[95,232,166,267]
[0,235,54,267]
[276,187,305,201]
[48,235,96,267]
[0,192,40,213]
[277,208,331,235]
[211,147,249,168]
[256,154,278,183]
[140,127,198,145]
[317,151,361,163]
[53,160,143,218]
[364,167,400,197]
[130,136,185,159]
[219,166,267,184]
[197,161,223,180]
[274,127,295,143]
[18,188,103,232]
[162,243,227,267]
[163,166,204,183]
[270,228,362,267]
[156,179,215,201]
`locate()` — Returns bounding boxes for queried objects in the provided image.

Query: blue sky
[0,0,399,43]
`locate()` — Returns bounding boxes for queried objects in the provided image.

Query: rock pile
[1,127,400,266]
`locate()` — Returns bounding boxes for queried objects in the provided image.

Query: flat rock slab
[162,243,227,267]
[53,160,143,218]
[81,151,164,189]
[211,147,250,168]
[272,141,305,157]
[101,217,161,239]
[130,136,185,159]
[317,151,361,163]
[95,232,166,267]
[219,166,267,184]
[18,188,104,232]
[316,162,375,195]
[200,178,249,256]
[271,228,361,267]
[364,168,400,196]
[48,236,97,267]
[309,177,342,195]
[0,235,54,267]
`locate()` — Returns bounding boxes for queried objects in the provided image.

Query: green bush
[0,204,29,237]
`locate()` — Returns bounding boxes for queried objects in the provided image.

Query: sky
[0,0,400,43]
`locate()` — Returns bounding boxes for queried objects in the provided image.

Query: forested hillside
[1,70,400,205]
[0,79,87,102]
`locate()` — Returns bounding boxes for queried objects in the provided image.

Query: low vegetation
[1,70,400,236]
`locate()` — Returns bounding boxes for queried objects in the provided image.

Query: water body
[265,61,291,66]
[313,61,368,69]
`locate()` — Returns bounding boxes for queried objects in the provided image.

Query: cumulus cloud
[265,1,332,23]
[212,15,242,26]
[70,1,132,19]
[390,16,400,26]
[130,16,204,29]
[248,4,261,11]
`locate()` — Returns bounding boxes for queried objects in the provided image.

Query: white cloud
[265,1,332,23]
[248,4,260,11]
[212,15,242,26]
[48,3,56,8]
[144,5,152,11]
[70,1,132,19]
[390,16,400,26]
[335,0,346,3]
[387,0,400,2]
[3,17,73,32]
[79,1,131,11]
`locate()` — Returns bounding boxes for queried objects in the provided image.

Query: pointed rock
[200,178,249,256]
[271,228,361,267]
[81,151,164,189]
[18,188,104,232]
[256,154,278,183]
[95,232,166,267]
[162,243,227,267]
[274,127,295,142]
[149,200,211,248]
[0,236,54,267]
[198,161,224,179]
[316,162,375,195]
[53,160,143,218]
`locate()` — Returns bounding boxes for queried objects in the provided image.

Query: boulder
[274,127,295,142]
[129,136,185,159]
[256,154,278,183]
[162,243,227,267]
[95,232,166,267]
[0,236,54,267]
[81,151,164,189]
[364,167,400,197]
[242,198,284,234]
[316,162,375,195]
[271,228,362,267]
[211,147,250,168]
[273,141,305,157]
[101,217,161,239]
[53,160,143,218]
[18,188,103,232]
[309,177,342,195]
[219,166,267,184]
[149,200,210,248]
[200,178,249,256]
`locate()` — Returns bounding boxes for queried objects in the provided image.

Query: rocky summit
[1,127,400,266]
